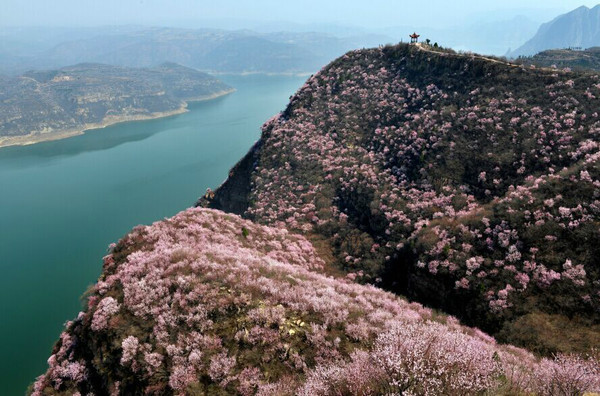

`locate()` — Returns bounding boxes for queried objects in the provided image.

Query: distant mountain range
[381,16,540,56]
[510,5,600,57]
[0,63,232,147]
[0,14,580,75]
[0,27,392,76]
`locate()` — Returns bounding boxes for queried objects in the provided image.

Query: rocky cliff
[510,5,600,58]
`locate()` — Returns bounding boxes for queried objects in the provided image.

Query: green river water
[0,74,306,394]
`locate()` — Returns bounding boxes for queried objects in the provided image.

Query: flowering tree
[201,43,600,354]
[31,208,600,395]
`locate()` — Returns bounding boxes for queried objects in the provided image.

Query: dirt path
[413,42,519,67]
[413,42,559,73]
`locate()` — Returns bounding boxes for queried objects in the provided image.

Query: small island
[0,63,234,148]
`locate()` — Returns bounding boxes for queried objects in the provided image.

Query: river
[0,74,306,394]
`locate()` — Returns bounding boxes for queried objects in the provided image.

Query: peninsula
[0,62,233,148]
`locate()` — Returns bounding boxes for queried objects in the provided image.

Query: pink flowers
[534,353,600,394]
[558,206,572,217]
[120,336,139,366]
[31,207,600,394]
[466,256,483,271]
[169,364,197,391]
[563,259,587,287]
[90,296,120,331]
[535,265,562,287]
[455,277,470,289]
[208,352,237,384]
[515,273,530,289]
[581,170,593,182]
[35,43,600,394]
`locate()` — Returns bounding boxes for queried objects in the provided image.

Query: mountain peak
[510,5,600,57]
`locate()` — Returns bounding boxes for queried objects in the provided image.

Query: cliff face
[30,208,600,395]
[0,63,232,146]
[510,5,600,57]
[202,43,600,355]
[199,141,263,215]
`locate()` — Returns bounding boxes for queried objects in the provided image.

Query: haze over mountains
[380,17,540,56]
[511,5,600,57]
[3,4,600,78]
[0,21,543,76]
[0,27,391,76]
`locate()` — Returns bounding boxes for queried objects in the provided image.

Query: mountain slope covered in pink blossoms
[201,43,600,355]
[30,209,600,395]
[31,42,600,395]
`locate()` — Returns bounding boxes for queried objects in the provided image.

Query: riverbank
[0,89,235,149]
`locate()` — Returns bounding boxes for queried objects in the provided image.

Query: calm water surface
[0,75,306,394]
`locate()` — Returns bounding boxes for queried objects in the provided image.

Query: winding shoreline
[0,89,235,149]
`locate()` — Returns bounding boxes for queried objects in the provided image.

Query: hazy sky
[1,0,599,30]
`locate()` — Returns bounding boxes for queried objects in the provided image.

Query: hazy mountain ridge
[381,16,539,56]
[0,27,393,76]
[510,5,600,57]
[0,62,232,147]
[202,43,600,356]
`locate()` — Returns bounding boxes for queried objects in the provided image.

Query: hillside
[30,208,600,395]
[510,5,600,58]
[518,47,600,71]
[29,42,600,394]
[0,63,233,147]
[201,43,600,356]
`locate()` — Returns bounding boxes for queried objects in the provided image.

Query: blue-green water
[0,75,306,395]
